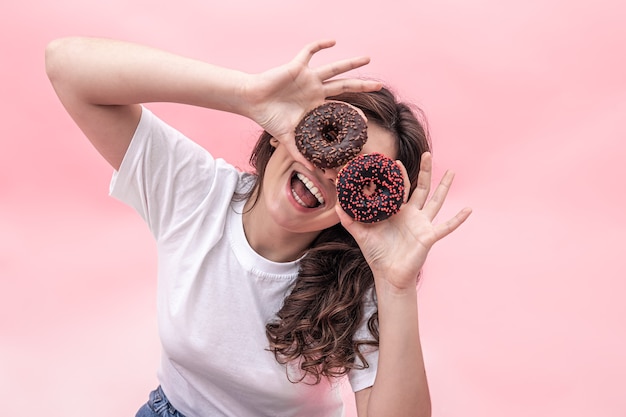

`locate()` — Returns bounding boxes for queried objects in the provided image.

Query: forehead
[361,123,397,160]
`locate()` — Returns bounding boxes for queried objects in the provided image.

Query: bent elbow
[45,37,82,85]
[45,37,72,84]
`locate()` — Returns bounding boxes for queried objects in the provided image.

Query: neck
[242,196,319,263]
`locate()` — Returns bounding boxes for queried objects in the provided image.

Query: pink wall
[2,0,625,416]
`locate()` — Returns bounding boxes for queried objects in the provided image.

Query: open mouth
[291,172,325,208]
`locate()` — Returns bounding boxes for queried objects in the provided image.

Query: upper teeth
[296,173,325,205]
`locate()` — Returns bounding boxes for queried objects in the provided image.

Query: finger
[395,160,410,203]
[434,207,473,241]
[286,139,315,171]
[277,131,316,171]
[408,152,432,209]
[323,78,383,97]
[335,201,357,230]
[316,56,371,80]
[294,39,337,65]
[422,169,454,220]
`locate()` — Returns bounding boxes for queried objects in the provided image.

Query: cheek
[322,207,341,228]
[262,155,286,187]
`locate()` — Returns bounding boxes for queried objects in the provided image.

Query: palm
[353,205,438,280]
[247,63,324,139]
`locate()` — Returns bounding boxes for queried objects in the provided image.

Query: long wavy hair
[245,87,431,384]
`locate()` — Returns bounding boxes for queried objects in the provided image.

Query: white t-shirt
[110,107,378,417]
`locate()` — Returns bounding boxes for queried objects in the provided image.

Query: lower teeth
[292,189,307,207]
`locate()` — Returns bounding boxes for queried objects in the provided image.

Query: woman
[46,37,471,417]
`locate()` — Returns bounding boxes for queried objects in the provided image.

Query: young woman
[46,37,471,417]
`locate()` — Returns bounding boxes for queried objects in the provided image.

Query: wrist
[373,272,419,299]
[237,72,280,123]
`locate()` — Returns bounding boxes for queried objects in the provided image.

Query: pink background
[2,0,625,416]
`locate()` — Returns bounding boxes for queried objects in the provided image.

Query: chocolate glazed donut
[336,153,405,223]
[295,102,368,169]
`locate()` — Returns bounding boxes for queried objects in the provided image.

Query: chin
[279,213,339,235]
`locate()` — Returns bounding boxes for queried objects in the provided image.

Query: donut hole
[321,125,341,144]
[362,180,377,197]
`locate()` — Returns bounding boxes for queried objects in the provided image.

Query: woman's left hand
[336,152,472,291]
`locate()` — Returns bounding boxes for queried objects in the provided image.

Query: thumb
[335,201,356,230]
[275,132,316,172]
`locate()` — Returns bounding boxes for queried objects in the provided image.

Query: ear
[270,137,280,148]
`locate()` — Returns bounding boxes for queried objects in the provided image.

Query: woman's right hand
[46,37,379,170]
[240,40,382,166]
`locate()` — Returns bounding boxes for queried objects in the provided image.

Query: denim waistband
[148,386,186,417]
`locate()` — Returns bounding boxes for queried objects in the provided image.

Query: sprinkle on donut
[336,153,405,223]
[295,102,368,169]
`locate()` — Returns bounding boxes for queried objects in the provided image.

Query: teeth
[296,173,325,205]
[292,189,307,207]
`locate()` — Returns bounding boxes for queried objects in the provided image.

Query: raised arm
[45,37,381,169]
[340,153,472,417]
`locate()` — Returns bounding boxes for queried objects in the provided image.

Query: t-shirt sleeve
[347,290,380,392]
[109,107,240,240]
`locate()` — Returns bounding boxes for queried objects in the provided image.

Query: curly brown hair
[246,87,431,384]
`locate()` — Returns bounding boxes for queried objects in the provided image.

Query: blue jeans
[135,386,187,417]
